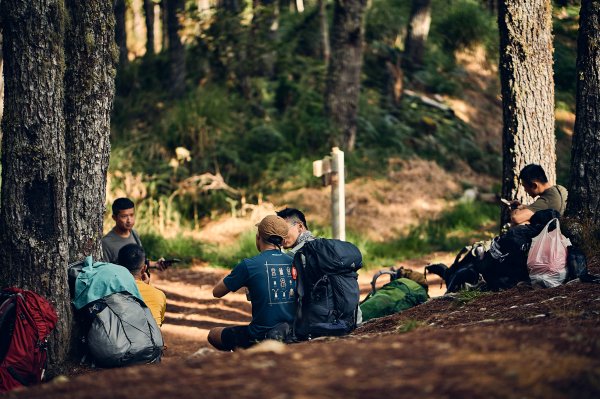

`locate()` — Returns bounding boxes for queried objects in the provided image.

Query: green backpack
[360,273,429,322]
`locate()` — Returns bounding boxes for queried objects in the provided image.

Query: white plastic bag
[527,218,571,287]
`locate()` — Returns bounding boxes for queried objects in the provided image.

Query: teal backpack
[360,269,429,322]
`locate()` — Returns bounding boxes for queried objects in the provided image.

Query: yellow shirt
[136,280,167,327]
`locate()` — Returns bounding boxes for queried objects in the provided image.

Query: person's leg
[208,325,253,351]
[207,327,228,350]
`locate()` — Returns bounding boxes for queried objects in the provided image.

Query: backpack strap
[291,252,307,341]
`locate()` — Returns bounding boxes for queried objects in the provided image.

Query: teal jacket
[72,256,143,310]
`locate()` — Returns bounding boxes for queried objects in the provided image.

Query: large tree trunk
[403,0,432,71]
[498,0,556,223]
[166,0,186,97]
[566,0,600,226]
[324,0,368,152]
[114,0,128,67]
[0,0,71,371]
[64,0,116,263]
[144,0,155,56]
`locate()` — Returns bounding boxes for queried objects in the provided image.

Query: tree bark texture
[144,0,155,56]
[166,0,186,97]
[498,0,556,222]
[64,0,116,263]
[566,0,600,225]
[0,0,71,368]
[114,0,128,67]
[324,0,368,152]
[403,0,432,71]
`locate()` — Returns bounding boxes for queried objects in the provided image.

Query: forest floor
[9,255,600,399]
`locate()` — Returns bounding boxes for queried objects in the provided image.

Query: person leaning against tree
[208,215,296,351]
[510,164,568,225]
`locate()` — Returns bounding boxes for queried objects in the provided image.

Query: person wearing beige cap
[208,215,296,351]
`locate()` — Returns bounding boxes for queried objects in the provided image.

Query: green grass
[139,200,499,271]
[396,319,424,333]
[139,232,204,265]
[357,201,499,269]
[454,289,490,305]
[202,230,259,268]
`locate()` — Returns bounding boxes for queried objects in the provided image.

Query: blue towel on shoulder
[72,256,143,309]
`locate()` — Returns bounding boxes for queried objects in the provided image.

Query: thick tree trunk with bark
[0,0,71,370]
[166,0,186,97]
[498,0,556,223]
[403,0,432,71]
[64,0,116,263]
[566,0,600,225]
[144,0,155,56]
[324,0,368,152]
[114,0,128,67]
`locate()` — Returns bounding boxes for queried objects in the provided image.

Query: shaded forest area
[108,0,578,232]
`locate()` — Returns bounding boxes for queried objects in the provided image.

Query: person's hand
[155,257,167,271]
[141,265,151,284]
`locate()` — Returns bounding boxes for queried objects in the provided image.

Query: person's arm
[213,278,230,298]
[510,207,534,225]
[214,260,248,298]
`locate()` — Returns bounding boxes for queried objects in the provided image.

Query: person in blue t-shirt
[208,215,296,351]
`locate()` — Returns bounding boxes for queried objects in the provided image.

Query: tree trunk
[64,0,116,263]
[144,0,155,56]
[498,0,556,224]
[250,0,279,76]
[0,0,71,371]
[0,32,4,144]
[319,0,330,63]
[166,0,186,97]
[324,0,368,152]
[114,0,128,67]
[566,0,600,225]
[161,0,169,49]
[403,0,432,71]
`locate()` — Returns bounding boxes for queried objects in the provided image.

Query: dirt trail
[10,259,600,399]
[155,260,446,362]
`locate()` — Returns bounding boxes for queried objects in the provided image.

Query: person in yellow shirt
[117,244,167,327]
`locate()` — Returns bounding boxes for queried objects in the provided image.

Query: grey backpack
[87,292,163,367]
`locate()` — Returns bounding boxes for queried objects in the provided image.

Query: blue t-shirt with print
[224,249,296,338]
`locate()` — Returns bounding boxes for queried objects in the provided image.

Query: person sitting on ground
[102,197,166,270]
[276,207,316,255]
[510,164,568,225]
[117,243,167,327]
[208,215,295,351]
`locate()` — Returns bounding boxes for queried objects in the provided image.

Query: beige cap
[256,215,289,241]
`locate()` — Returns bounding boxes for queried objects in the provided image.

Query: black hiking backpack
[292,238,362,340]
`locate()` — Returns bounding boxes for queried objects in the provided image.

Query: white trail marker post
[313,147,345,240]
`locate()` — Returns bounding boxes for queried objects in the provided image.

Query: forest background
[99,0,578,268]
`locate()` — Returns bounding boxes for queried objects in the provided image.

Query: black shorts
[220,325,256,351]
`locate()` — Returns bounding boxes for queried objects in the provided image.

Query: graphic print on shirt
[266,262,296,304]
